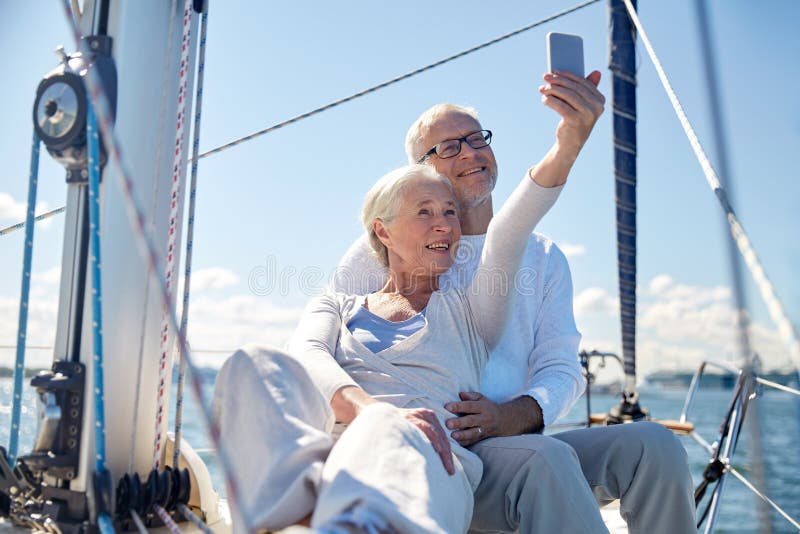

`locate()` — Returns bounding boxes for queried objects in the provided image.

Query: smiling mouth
[457,167,484,177]
[425,242,451,251]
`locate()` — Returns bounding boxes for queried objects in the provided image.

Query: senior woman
[213,163,564,533]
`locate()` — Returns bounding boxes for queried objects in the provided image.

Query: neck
[459,196,493,235]
[381,271,438,302]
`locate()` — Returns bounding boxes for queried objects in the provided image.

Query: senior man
[334,70,695,533]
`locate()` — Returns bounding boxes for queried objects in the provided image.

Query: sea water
[1,373,798,533]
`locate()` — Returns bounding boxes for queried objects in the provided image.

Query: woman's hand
[399,407,455,475]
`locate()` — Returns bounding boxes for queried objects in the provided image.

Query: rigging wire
[57,0,248,528]
[727,466,800,531]
[0,207,65,237]
[620,0,800,375]
[1,0,603,239]
[193,0,601,161]
[693,2,771,531]
[6,131,41,466]
[173,5,210,469]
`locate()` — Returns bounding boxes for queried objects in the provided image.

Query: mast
[606,0,647,423]
[2,1,212,529]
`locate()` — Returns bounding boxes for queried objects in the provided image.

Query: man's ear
[373,219,392,248]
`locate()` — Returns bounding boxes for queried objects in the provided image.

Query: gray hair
[404,103,481,164]
[362,164,455,267]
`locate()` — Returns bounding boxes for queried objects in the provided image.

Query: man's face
[418,111,498,209]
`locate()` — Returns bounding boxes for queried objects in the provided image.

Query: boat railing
[679,359,800,532]
[679,359,742,424]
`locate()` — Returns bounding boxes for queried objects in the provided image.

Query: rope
[0,207,65,237]
[6,131,41,466]
[174,7,209,469]
[154,505,183,534]
[608,0,638,392]
[87,100,114,533]
[153,0,194,471]
[694,0,754,364]
[621,0,800,374]
[177,504,213,534]
[57,0,248,527]
[193,0,601,161]
[693,4,771,529]
[129,510,148,534]
[97,515,116,534]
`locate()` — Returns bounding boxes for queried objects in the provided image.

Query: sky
[1,0,798,381]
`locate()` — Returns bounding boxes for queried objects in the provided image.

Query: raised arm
[467,176,562,349]
[445,71,604,446]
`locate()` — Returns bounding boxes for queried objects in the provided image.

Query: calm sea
[1,372,798,533]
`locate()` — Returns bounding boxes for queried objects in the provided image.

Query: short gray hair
[362,164,454,267]
[404,103,481,163]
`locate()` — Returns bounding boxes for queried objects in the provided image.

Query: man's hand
[399,407,456,475]
[444,392,544,447]
[529,70,605,188]
[539,70,605,155]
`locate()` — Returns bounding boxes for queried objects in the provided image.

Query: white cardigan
[289,177,562,488]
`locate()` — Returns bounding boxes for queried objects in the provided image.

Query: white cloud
[0,192,26,220]
[574,287,619,316]
[33,267,61,285]
[0,293,59,369]
[647,274,673,296]
[0,192,54,229]
[188,267,239,292]
[559,242,587,258]
[573,275,792,377]
[183,294,303,365]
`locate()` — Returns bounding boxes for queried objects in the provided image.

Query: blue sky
[1,1,798,378]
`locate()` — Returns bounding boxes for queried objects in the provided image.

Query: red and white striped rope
[153,0,194,469]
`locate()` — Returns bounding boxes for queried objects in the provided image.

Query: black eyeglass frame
[417,129,493,163]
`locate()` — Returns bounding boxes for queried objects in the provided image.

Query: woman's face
[378,178,462,278]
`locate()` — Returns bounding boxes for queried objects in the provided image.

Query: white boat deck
[601,500,629,533]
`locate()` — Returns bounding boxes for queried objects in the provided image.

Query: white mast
[43,0,200,509]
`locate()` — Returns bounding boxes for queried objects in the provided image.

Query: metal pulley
[32,35,116,182]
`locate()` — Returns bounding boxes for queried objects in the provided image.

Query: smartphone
[546,32,584,77]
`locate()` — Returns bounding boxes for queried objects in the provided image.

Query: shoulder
[305,290,360,315]
[331,234,387,294]
[522,232,570,266]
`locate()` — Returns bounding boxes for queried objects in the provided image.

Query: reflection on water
[1,374,798,532]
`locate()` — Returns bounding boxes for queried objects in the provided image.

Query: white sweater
[331,180,584,427]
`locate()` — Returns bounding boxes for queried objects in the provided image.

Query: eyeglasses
[417,130,492,163]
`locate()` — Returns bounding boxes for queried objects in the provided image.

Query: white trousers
[468,423,696,534]
[212,345,474,533]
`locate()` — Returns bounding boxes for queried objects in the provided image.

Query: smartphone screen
[547,32,584,77]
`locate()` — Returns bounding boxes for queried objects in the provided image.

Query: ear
[373,219,393,248]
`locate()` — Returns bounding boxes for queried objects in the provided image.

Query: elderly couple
[213,69,695,533]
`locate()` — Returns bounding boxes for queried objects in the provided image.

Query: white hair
[404,103,481,163]
[361,164,454,267]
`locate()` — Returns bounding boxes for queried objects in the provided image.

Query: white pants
[212,345,474,533]
[468,423,696,533]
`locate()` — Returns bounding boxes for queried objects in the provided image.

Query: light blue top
[347,296,427,353]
